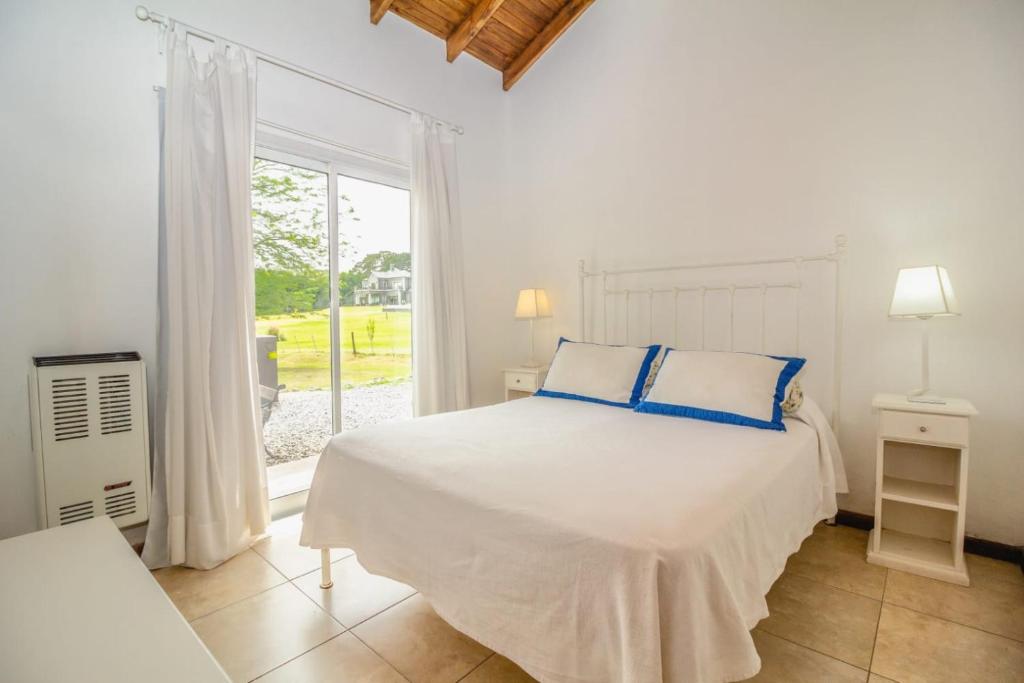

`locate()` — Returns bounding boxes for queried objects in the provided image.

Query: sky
[337,175,410,270]
[253,160,410,272]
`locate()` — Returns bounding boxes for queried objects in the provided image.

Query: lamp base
[907,392,947,405]
[521,360,544,369]
[907,321,945,404]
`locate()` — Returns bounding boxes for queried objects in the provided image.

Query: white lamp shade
[515,288,552,319]
[889,266,960,318]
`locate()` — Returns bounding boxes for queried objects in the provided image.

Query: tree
[252,158,325,272]
[252,159,360,315]
[251,158,360,271]
[366,318,376,354]
[254,269,328,316]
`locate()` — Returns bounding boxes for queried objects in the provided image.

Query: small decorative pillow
[641,346,669,397]
[536,338,661,408]
[635,350,806,431]
[773,353,806,413]
[782,379,804,414]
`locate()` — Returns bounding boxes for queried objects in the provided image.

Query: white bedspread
[300,396,846,683]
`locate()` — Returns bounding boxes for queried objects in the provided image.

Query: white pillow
[536,338,661,408]
[635,350,806,430]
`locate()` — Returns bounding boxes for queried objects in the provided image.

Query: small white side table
[0,517,229,682]
[867,393,977,585]
[503,366,547,401]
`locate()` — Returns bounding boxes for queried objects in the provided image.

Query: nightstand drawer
[505,371,540,392]
[879,410,968,447]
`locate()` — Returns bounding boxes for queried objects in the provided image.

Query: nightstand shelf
[870,528,957,570]
[867,393,977,586]
[880,475,958,511]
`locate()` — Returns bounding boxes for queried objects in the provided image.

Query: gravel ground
[263,382,412,466]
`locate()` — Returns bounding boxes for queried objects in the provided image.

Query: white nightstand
[867,393,978,585]
[504,366,547,401]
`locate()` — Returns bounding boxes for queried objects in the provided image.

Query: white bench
[0,516,228,682]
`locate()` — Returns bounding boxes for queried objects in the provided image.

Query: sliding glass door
[251,150,411,498]
[251,157,333,497]
[337,175,412,431]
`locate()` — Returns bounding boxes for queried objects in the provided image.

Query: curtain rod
[134,5,465,135]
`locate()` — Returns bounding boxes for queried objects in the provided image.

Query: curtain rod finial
[135,5,151,21]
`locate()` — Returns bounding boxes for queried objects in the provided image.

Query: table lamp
[515,288,551,368]
[888,265,960,404]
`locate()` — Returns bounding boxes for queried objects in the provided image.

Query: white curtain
[410,114,470,416]
[143,29,269,570]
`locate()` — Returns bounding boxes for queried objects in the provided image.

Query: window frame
[254,127,412,436]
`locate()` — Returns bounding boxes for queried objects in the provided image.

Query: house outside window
[352,270,411,307]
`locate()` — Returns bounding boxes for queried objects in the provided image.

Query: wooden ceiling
[369,0,596,90]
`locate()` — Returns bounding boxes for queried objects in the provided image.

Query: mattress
[300,395,847,683]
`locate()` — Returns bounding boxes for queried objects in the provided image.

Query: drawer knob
[515,378,521,384]
[919,425,928,433]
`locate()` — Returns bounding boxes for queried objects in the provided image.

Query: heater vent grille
[99,374,133,435]
[59,500,95,525]
[51,377,89,441]
[104,489,137,519]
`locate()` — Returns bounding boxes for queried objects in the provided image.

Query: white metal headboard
[577,235,847,431]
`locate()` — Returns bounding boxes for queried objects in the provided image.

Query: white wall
[480,0,1024,544]
[0,0,505,539]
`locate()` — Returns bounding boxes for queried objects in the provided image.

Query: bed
[300,237,850,683]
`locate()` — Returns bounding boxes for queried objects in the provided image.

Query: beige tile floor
[152,518,1024,683]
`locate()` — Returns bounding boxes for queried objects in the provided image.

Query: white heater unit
[29,352,151,529]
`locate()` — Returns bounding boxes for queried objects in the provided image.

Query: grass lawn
[255,307,410,390]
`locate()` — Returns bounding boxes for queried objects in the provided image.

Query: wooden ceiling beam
[447,0,507,62]
[370,0,396,25]
[502,0,594,91]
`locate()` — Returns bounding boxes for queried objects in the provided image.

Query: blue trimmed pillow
[634,350,806,431]
[535,338,661,408]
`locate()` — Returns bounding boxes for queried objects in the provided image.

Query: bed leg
[319,548,333,589]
